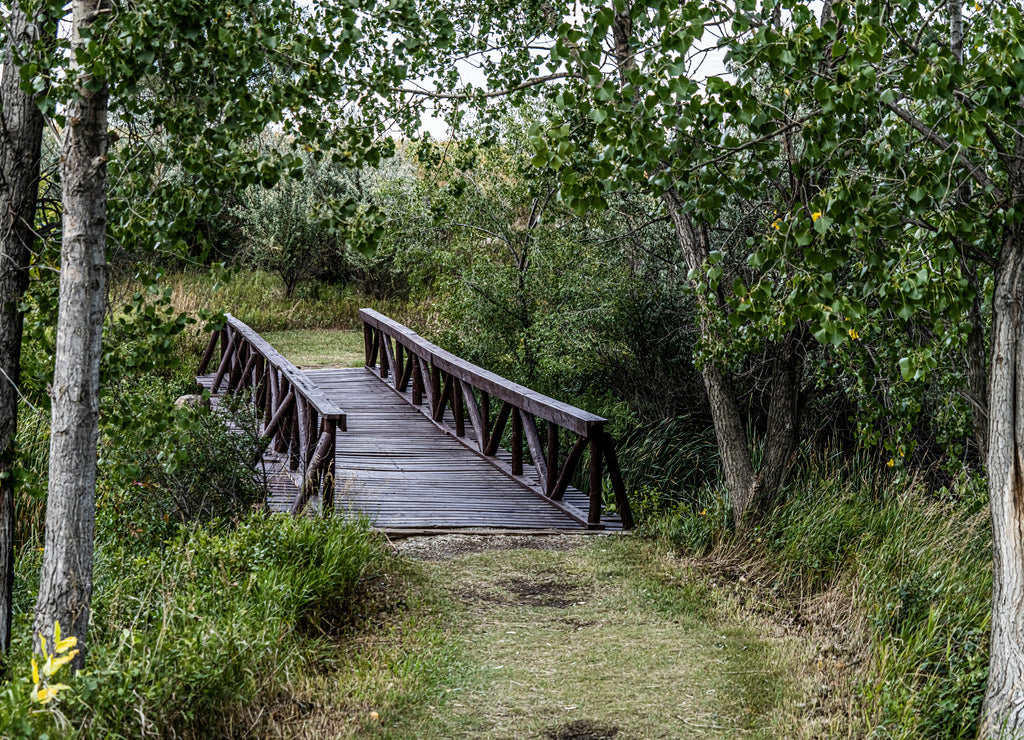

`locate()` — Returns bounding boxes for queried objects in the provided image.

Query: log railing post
[588,437,603,527]
[289,399,301,471]
[511,409,523,476]
[368,327,380,369]
[198,331,219,375]
[480,392,490,449]
[211,332,237,393]
[233,345,257,394]
[411,355,423,406]
[600,432,633,530]
[380,333,390,379]
[322,418,337,513]
[399,351,414,392]
[430,365,441,412]
[453,380,465,437]
[305,406,319,468]
[551,436,587,501]
[546,423,558,496]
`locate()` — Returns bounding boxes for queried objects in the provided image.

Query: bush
[99,379,268,552]
[70,513,393,738]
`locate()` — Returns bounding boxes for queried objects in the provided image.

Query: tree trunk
[981,224,1024,736]
[0,6,47,660]
[662,188,759,521]
[33,0,109,668]
[752,329,808,516]
[702,364,756,522]
[662,187,809,523]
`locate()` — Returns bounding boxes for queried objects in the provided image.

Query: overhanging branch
[395,73,573,102]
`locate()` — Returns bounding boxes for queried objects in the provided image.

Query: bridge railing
[359,308,633,529]
[198,315,346,514]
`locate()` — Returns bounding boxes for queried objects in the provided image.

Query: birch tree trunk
[33,0,108,667]
[0,5,47,660]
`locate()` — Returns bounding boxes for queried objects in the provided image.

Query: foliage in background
[232,145,427,300]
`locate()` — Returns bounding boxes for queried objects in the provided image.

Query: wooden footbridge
[196,309,633,531]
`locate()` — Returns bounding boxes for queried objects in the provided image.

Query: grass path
[373,535,817,740]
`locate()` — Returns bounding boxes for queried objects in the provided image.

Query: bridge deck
[201,367,619,530]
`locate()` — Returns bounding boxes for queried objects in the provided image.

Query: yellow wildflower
[54,620,77,654]
[29,620,76,706]
[848,328,859,340]
[811,211,823,222]
[887,458,895,468]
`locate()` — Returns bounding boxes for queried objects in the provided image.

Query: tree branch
[884,99,1004,201]
[395,73,573,102]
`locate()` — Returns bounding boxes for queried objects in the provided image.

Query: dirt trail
[384,534,825,740]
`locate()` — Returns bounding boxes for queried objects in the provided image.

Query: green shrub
[69,513,392,737]
[99,380,267,552]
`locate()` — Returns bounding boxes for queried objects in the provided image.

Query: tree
[586,0,1022,732]
[399,0,821,523]
[0,2,50,661]
[400,0,1024,730]
[27,0,433,665]
[32,0,110,666]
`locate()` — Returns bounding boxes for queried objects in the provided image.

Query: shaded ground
[377,535,826,739]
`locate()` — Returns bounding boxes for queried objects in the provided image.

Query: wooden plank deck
[201,367,620,530]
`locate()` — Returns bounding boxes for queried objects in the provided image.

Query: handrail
[198,314,346,514]
[359,308,633,529]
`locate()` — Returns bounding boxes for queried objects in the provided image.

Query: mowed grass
[376,536,821,739]
[262,329,366,368]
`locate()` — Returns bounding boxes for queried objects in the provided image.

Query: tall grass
[164,269,432,333]
[2,513,449,739]
[641,451,991,739]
